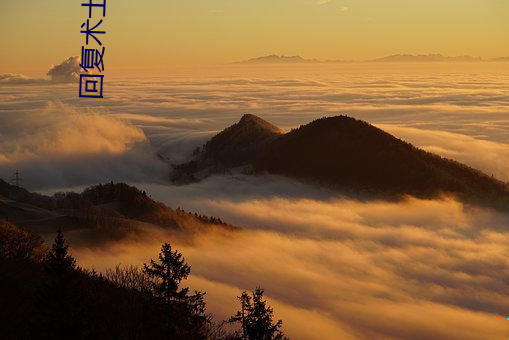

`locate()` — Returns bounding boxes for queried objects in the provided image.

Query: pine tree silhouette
[144,242,208,339]
[229,288,288,340]
[39,228,84,340]
[45,228,76,274]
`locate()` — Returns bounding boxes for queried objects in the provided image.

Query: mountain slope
[174,115,509,209]
[0,180,234,236]
[172,114,283,181]
[203,114,282,165]
[256,116,508,202]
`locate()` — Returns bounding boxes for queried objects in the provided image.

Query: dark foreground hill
[0,200,283,340]
[0,184,241,338]
[173,114,509,210]
[0,220,211,339]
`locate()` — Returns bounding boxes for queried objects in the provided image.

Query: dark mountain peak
[173,114,509,210]
[257,116,509,205]
[237,114,283,134]
[240,113,258,121]
[274,115,396,151]
[191,115,282,168]
[302,115,373,131]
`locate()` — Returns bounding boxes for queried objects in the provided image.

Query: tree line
[0,223,288,340]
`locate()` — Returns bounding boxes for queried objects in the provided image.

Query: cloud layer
[378,124,509,181]
[0,101,168,188]
[2,63,509,188]
[69,177,509,340]
[3,63,508,339]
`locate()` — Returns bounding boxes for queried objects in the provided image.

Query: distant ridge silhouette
[370,54,481,62]
[240,54,319,64]
[237,54,508,64]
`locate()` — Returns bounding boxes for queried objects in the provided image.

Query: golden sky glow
[1,0,508,74]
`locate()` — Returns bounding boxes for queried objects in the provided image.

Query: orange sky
[1,0,508,75]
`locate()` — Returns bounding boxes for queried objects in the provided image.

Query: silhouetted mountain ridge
[174,115,509,210]
[204,113,282,164]
[237,54,509,64]
[371,54,482,62]
[240,54,319,64]
[172,114,282,181]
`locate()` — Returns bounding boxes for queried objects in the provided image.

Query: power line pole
[11,170,23,187]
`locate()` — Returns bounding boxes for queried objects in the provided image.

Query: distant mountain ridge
[173,114,509,210]
[238,54,509,64]
[240,54,320,64]
[371,54,482,62]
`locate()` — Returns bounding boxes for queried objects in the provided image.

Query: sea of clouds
[2,61,509,339]
[72,176,509,339]
[1,62,509,187]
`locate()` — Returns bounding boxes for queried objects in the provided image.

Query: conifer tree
[144,242,207,339]
[229,288,288,340]
[40,228,84,340]
[45,228,76,274]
